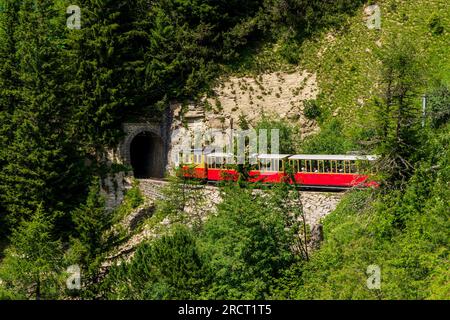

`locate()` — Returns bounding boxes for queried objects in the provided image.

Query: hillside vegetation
[0,0,449,300]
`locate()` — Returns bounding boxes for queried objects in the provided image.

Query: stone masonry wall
[138,179,344,230]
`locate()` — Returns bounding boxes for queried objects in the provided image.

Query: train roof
[204,152,379,161]
[288,154,379,161]
[257,154,292,159]
[181,148,214,154]
[206,152,234,158]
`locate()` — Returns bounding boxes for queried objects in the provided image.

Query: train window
[291,160,299,173]
[299,160,305,172]
[185,153,192,164]
[272,159,279,172]
[324,160,331,173]
[290,160,295,172]
[271,159,279,172]
[310,160,317,173]
[318,160,324,173]
[349,161,358,173]
[261,159,276,172]
[337,160,344,173]
[260,159,268,171]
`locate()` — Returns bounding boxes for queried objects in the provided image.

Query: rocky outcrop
[203,70,319,137]
[100,172,133,212]
[138,179,343,234]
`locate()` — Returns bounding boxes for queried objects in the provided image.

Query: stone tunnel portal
[130,131,165,179]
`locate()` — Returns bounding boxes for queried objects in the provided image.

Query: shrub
[428,14,444,35]
[303,100,322,120]
[428,84,450,128]
[301,119,354,154]
[255,117,301,154]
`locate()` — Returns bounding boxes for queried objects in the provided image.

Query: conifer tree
[0,0,20,114]
[67,182,113,298]
[0,0,87,229]
[67,0,145,150]
[0,0,20,235]
[0,205,64,300]
[372,38,423,186]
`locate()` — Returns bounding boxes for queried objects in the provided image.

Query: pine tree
[67,182,112,298]
[0,205,64,300]
[372,37,423,186]
[0,0,21,236]
[0,0,88,230]
[104,225,209,299]
[67,0,145,150]
[0,0,21,114]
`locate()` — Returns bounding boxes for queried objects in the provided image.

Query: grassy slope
[225,0,449,131]
[224,0,450,299]
[293,0,450,299]
[297,124,449,299]
[299,0,450,120]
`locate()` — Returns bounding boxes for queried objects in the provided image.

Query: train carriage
[248,154,291,183]
[178,149,379,189]
[206,152,239,181]
[179,148,208,179]
[288,154,378,188]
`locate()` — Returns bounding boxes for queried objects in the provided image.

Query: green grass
[222,0,450,135]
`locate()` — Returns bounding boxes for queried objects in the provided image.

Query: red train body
[179,151,379,189]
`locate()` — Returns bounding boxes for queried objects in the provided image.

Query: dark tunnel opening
[130,132,164,179]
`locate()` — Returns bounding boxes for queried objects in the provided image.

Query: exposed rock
[309,224,324,250]
[124,201,155,231]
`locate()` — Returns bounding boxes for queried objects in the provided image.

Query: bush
[198,186,297,299]
[428,84,450,128]
[255,117,301,154]
[303,100,322,120]
[428,14,444,35]
[301,119,354,154]
[103,225,209,299]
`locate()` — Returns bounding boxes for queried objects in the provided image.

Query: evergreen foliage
[104,225,209,299]
[0,0,448,301]
[66,181,113,298]
[0,0,88,233]
[371,37,424,186]
[0,205,64,300]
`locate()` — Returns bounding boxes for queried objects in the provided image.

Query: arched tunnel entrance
[129,131,165,179]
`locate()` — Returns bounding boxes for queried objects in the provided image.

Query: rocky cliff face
[202,69,319,135]
[167,69,320,168]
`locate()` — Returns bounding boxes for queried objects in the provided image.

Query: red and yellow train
[178,150,379,189]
